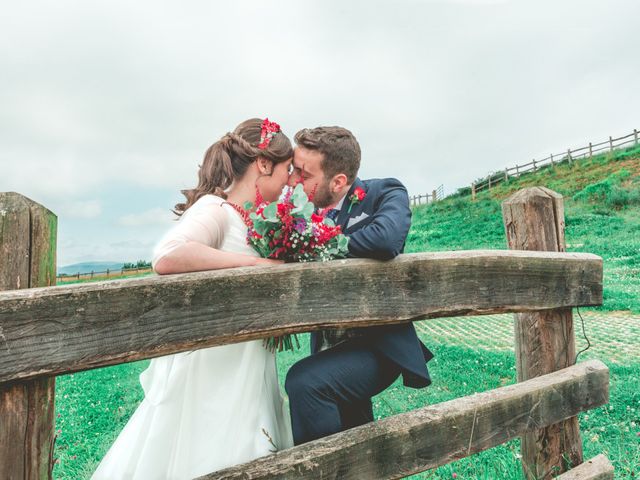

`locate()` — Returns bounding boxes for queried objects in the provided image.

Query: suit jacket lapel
[336,178,364,231]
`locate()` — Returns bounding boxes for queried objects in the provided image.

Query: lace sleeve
[152,196,229,268]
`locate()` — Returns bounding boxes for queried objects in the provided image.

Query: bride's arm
[154,242,277,274]
[152,200,280,275]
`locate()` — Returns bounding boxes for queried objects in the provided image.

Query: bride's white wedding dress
[91,195,293,480]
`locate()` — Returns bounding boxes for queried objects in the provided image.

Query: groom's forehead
[294,147,324,170]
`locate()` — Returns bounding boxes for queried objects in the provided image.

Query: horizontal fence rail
[200,360,609,480]
[556,454,614,480]
[0,250,603,384]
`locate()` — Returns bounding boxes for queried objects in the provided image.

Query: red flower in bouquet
[235,183,350,351]
[246,184,349,263]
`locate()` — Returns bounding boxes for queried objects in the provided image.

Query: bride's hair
[174,118,293,216]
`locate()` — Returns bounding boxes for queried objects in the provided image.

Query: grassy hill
[407,144,640,313]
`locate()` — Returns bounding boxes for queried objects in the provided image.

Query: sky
[1,0,638,267]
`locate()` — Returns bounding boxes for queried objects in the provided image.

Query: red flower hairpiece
[258,118,281,150]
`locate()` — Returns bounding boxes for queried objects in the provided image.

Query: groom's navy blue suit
[285,177,434,445]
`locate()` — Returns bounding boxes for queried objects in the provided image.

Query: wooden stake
[502,187,584,479]
[0,192,57,480]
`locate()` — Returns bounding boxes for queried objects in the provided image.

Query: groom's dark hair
[294,126,361,183]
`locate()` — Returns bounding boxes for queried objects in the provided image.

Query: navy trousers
[285,339,401,445]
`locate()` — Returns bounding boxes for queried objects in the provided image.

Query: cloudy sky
[1,0,638,267]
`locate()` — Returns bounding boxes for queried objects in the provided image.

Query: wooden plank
[555,455,614,480]
[502,187,583,479]
[198,360,609,480]
[0,250,602,383]
[0,192,57,480]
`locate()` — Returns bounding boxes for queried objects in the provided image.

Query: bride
[91,118,294,479]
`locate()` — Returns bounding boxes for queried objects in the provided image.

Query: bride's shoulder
[182,195,229,225]
[194,194,226,207]
[187,194,227,213]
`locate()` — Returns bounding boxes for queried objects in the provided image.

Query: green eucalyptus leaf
[291,184,308,208]
[292,202,314,217]
[262,202,278,221]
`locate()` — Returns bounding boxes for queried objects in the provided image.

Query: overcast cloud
[1,0,638,266]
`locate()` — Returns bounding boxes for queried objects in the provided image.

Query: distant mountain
[57,262,124,276]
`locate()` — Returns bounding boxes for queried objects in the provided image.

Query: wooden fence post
[550,154,555,169]
[504,168,509,182]
[0,192,57,480]
[635,129,638,145]
[589,143,593,159]
[567,149,572,164]
[502,187,583,479]
[432,189,437,202]
[471,183,476,201]
[609,136,613,152]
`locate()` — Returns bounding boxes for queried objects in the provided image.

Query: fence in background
[410,184,444,206]
[471,128,639,199]
[56,266,153,283]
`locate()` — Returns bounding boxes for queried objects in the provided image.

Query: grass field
[52,330,640,479]
[52,147,640,478]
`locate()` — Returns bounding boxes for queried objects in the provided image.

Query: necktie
[325,208,339,222]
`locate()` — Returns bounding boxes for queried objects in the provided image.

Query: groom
[285,126,434,445]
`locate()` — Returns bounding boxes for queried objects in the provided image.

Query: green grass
[53,146,640,478]
[53,336,640,479]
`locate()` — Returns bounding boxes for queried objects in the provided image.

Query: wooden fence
[0,188,613,479]
[472,128,640,198]
[56,266,153,283]
[410,184,444,206]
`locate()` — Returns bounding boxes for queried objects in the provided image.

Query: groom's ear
[331,173,349,192]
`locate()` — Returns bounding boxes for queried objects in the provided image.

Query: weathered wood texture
[199,360,609,480]
[0,192,57,480]
[0,250,602,383]
[555,455,614,480]
[502,187,584,479]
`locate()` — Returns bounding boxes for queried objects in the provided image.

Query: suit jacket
[310,177,434,388]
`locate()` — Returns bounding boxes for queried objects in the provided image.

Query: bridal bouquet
[246,183,349,263]
[244,183,349,351]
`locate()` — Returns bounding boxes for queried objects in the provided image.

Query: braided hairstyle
[174,118,293,216]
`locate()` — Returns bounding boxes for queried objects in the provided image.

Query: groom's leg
[285,341,400,445]
[339,398,374,429]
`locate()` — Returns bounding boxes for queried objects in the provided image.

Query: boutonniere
[347,187,366,213]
